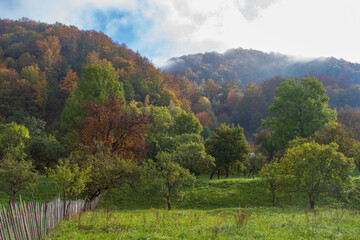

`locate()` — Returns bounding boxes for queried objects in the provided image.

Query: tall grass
[45,207,360,240]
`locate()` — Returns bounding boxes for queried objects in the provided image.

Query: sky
[1,0,360,67]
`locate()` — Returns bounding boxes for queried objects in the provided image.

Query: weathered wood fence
[0,196,99,240]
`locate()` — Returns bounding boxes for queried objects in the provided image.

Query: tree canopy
[61,62,124,130]
[263,78,336,151]
[206,123,250,178]
[277,141,353,209]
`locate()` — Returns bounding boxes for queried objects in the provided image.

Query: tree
[155,152,195,210]
[337,109,360,140]
[0,66,18,117]
[59,69,79,94]
[350,141,360,172]
[21,116,46,137]
[78,94,152,159]
[232,83,267,137]
[254,129,278,161]
[281,141,353,209]
[36,35,62,71]
[173,111,203,135]
[20,65,47,117]
[0,147,38,203]
[61,62,124,130]
[206,123,250,178]
[195,111,215,127]
[25,135,66,171]
[192,96,212,114]
[259,159,294,206]
[248,152,267,177]
[172,134,215,176]
[0,122,30,157]
[204,79,220,101]
[47,156,91,217]
[77,143,140,204]
[263,78,336,151]
[314,123,355,157]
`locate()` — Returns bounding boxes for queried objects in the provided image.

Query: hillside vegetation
[1,18,360,240]
[165,48,360,86]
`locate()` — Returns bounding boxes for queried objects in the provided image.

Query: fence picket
[0,195,98,240]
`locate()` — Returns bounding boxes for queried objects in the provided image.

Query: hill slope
[164,48,360,87]
[0,18,194,125]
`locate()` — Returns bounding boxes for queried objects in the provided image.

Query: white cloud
[1,0,360,66]
[233,0,282,21]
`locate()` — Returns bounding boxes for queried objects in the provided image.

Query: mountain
[164,48,360,87]
[0,18,193,125]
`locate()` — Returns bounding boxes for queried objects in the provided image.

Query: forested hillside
[164,48,360,137]
[165,48,360,86]
[0,18,197,125]
[2,18,360,142]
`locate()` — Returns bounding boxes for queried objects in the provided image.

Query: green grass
[0,174,58,205]
[100,175,360,210]
[1,174,360,239]
[45,207,360,240]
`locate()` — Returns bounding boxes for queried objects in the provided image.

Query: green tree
[47,156,91,217]
[155,152,195,210]
[0,147,38,203]
[172,134,215,176]
[254,128,278,161]
[0,122,30,157]
[173,111,203,135]
[19,64,48,117]
[61,62,124,130]
[281,141,353,209]
[75,143,140,204]
[143,105,175,158]
[26,135,66,172]
[206,123,250,179]
[248,152,267,177]
[350,141,360,172]
[263,78,336,151]
[259,159,294,206]
[21,116,46,137]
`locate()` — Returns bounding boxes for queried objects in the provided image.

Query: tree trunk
[247,169,253,178]
[308,194,315,210]
[217,169,220,179]
[9,190,16,205]
[225,166,229,179]
[167,200,171,210]
[272,191,277,207]
[210,171,215,180]
[165,195,171,210]
[270,182,277,207]
[83,193,101,211]
[63,191,67,218]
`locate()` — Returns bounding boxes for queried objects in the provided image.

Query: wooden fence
[0,196,99,240]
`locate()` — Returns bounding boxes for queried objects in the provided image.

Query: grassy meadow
[44,207,360,240]
[1,174,360,239]
[45,175,360,239]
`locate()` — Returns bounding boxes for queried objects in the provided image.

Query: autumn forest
[1,18,360,239]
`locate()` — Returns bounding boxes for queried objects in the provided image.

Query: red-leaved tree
[79,94,152,160]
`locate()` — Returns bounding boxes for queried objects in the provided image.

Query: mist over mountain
[164,48,360,87]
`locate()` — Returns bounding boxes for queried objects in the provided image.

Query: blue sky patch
[84,8,154,52]
[0,0,20,11]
